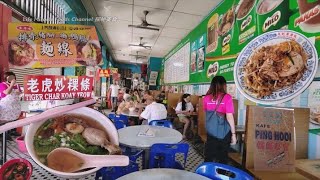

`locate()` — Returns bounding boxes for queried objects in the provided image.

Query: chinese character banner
[98,69,110,77]
[23,75,93,101]
[8,23,103,69]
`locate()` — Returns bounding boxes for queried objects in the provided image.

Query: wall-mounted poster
[308,81,320,127]
[149,71,158,80]
[236,0,257,45]
[190,41,197,73]
[253,106,295,172]
[197,34,206,72]
[289,0,320,79]
[8,23,103,69]
[234,30,318,105]
[256,0,289,34]
[149,80,156,86]
[207,13,219,54]
[219,5,236,55]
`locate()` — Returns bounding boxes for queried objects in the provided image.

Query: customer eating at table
[156,91,166,104]
[139,96,167,125]
[142,90,153,103]
[203,76,236,164]
[132,89,141,103]
[116,94,135,115]
[175,94,194,139]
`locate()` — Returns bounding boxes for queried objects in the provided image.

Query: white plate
[234,30,318,105]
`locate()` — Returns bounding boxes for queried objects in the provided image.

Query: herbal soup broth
[33,114,109,172]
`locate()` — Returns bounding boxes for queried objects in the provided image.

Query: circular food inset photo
[207,62,219,77]
[9,40,35,67]
[76,40,102,66]
[234,30,318,105]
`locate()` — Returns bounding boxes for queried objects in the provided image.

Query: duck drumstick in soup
[33,114,121,173]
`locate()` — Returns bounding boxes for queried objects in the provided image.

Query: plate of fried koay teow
[234,30,318,105]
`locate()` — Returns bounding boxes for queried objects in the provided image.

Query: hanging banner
[109,68,118,74]
[8,23,103,69]
[253,106,295,172]
[23,75,93,101]
[98,69,110,77]
[98,68,118,77]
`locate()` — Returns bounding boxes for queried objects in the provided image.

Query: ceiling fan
[130,55,144,64]
[128,10,160,31]
[129,37,152,49]
[129,51,148,59]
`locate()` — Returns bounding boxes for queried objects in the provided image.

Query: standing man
[108,80,120,112]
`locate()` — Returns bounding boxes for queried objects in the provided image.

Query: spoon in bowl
[47,148,129,173]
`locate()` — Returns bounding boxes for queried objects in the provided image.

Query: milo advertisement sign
[256,0,289,34]
[295,0,320,33]
[289,0,320,78]
[219,5,236,55]
[236,0,258,45]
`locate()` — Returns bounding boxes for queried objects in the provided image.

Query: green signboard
[163,0,291,84]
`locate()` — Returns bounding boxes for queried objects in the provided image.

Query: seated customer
[142,90,153,103]
[156,91,166,103]
[116,94,134,115]
[175,94,194,139]
[139,97,167,125]
[132,89,141,103]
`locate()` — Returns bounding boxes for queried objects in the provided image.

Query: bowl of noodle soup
[234,30,318,105]
[25,107,119,178]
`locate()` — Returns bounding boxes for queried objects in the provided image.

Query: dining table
[118,125,183,169]
[295,159,320,180]
[121,110,140,118]
[117,168,210,180]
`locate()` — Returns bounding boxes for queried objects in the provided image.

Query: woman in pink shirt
[0,71,21,99]
[203,76,236,163]
[0,71,22,122]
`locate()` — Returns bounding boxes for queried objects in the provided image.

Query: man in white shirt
[139,96,167,125]
[109,80,120,112]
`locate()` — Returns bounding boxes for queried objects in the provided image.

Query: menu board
[164,42,190,83]
[8,23,103,69]
[253,106,295,172]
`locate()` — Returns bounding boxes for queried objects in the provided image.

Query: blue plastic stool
[114,120,126,130]
[149,120,173,128]
[149,143,189,169]
[95,161,139,180]
[108,113,116,120]
[195,162,253,180]
[114,114,129,125]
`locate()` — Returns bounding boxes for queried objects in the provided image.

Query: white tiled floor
[1,138,204,180]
